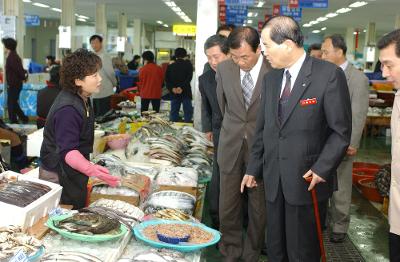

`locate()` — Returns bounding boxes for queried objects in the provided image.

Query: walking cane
[305,176,327,262]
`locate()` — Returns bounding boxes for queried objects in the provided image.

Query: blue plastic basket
[133,219,221,252]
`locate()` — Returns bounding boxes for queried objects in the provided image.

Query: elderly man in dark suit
[242,16,352,261]
[217,26,271,261]
[199,34,229,230]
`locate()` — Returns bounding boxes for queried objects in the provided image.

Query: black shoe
[330,232,347,243]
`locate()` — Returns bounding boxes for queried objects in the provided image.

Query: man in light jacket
[90,34,117,117]
[378,28,400,262]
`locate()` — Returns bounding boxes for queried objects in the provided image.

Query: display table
[364,116,391,136]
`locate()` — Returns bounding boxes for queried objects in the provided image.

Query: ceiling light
[349,1,368,8]
[316,17,328,22]
[171,6,181,12]
[248,12,253,17]
[22,0,32,2]
[257,1,265,7]
[78,15,89,19]
[75,13,79,17]
[247,19,253,24]
[336,8,352,13]
[363,29,367,32]
[77,18,87,22]
[32,2,49,8]
[312,30,321,33]
[157,20,163,24]
[321,27,327,31]
[309,21,319,25]
[51,8,62,12]
[163,24,169,27]
[303,23,311,27]
[165,1,176,7]
[177,11,185,16]
[325,13,338,18]
[353,31,358,35]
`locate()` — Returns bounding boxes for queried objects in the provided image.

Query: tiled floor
[202,136,392,261]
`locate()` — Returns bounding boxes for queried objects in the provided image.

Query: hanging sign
[172,24,196,36]
[225,0,254,5]
[225,5,248,26]
[272,4,280,16]
[58,26,71,49]
[219,4,226,24]
[280,5,302,22]
[289,0,299,8]
[0,16,16,39]
[299,0,328,8]
[25,15,40,26]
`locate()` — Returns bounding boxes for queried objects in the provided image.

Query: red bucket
[353,162,380,169]
[358,177,383,203]
[352,167,379,185]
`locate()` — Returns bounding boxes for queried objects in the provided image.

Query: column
[95,3,107,39]
[3,0,25,57]
[345,27,355,61]
[395,14,400,29]
[118,12,127,37]
[365,22,376,46]
[133,18,142,56]
[193,0,218,130]
[61,0,75,51]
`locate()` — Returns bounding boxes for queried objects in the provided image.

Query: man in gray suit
[216,26,271,261]
[242,16,352,261]
[321,34,369,243]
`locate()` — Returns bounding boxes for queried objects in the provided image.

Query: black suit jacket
[165,59,193,99]
[247,55,352,205]
[199,69,222,146]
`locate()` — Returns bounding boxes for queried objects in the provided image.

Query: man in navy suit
[242,16,352,261]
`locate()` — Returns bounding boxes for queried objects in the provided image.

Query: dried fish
[0,180,51,207]
[80,206,138,230]
[0,226,42,260]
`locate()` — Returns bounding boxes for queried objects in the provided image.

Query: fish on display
[42,251,103,262]
[80,206,139,230]
[0,180,51,207]
[0,226,42,260]
[132,248,189,262]
[53,212,121,235]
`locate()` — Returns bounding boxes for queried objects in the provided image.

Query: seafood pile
[131,249,189,262]
[155,167,198,187]
[92,185,139,197]
[143,191,196,215]
[79,206,139,230]
[90,199,144,223]
[0,226,42,259]
[143,224,213,244]
[131,117,175,143]
[145,134,187,165]
[180,126,213,148]
[153,208,193,221]
[42,251,102,262]
[53,211,121,235]
[0,179,51,207]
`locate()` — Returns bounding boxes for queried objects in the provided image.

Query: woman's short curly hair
[60,48,102,94]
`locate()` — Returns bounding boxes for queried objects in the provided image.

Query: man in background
[217,26,270,261]
[377,28,400,262]
[199,34,229,230]
[321,34,369,243]
[308,43,323,59]
[90,34,117,117]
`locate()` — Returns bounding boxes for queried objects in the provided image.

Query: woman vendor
[40,49,120,209]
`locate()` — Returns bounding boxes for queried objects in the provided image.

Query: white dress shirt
[280,51,306,97]
[340,60,349,71]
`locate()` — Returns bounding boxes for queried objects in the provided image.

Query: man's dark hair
[2,38,17,51]
[217,25,234,34]
[49,65,60,86]
[204,34,229,54]
[133,55,141,61]
[60,48,102,94]
[89,34,103,43]
[46,55,56,63]
[378,29,400,57]
[227,26,260,52]
[174,48,187,59]
[307,43,321,54]
[325,34,347,55]
[142,50,154,62]
[262,15,304,47]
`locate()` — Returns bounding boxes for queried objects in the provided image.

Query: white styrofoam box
[0,171,62,230]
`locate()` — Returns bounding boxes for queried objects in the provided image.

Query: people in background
[321,34,369,243]
[242,16,351,261]
[308,43,323,59]
[138,50,164,113]
[44,55,57,72]
[165,48,193,122]
[90,34,117,117]
[37,65,61,129]
[127,55,141,70]
[2,38,29,124]
[112,56,129,75]
[216,26,271,261]
[0,120,28,171]
[40,49,120,209]
[199,34,229,230]
[377,28,400,262]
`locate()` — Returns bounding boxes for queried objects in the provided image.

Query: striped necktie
[242,72,254,109]
[278,70,291,124]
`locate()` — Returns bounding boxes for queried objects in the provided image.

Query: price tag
[10,249,28,262]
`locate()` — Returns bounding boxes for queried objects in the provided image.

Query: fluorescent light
[316,17,328,22]
[353,31,358,35]
[163,24,169,27]
[22,0,32,2]
[77,18,87,22]
[157,20,163,24]
[32,2,49,8]
[363,29,367,32]
[75,13,79,17]
[78,15,89,19]
[349,1,368,8]
[247,19,253,24]
[312,30,321,33]
[177,11,185,16]
[303,23,312,27]
[336,8,352,13]
[171,6,181,12]
[51,8,62,12]
[257,1,265,7]
[248,12,253,17]
[325,13,338,18]
[309,21,319,25]
[321,27,327,31]
[165,1,176,7]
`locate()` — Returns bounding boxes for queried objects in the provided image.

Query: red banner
[289,0,299,9]
[219,4,226,24]
[258,21,264,32]
[272,4,280,16]
[265,15,270,21]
